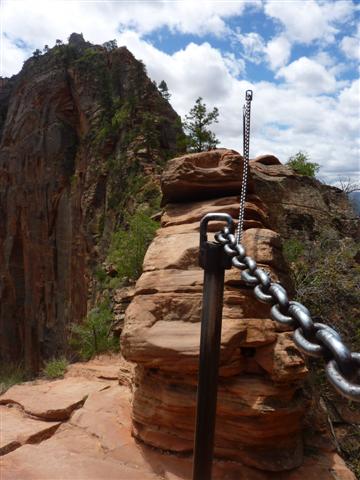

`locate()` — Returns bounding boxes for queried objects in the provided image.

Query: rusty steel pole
[192,213,233,480]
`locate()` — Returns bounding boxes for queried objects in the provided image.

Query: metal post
[192,214,233,480]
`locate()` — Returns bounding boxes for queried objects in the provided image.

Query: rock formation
[0,34,182,372]
[250,155,359,240]
[0,355,355,479]
[122,149,310,472]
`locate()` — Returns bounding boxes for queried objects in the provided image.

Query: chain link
[215,226,360,402]
[235,90,253,244]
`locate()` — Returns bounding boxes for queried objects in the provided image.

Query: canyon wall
[0,34,182,371]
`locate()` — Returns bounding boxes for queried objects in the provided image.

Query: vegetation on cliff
[284,231,359,351]
[283,230,360,476]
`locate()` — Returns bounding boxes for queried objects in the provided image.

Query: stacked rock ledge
[121,149,308,472]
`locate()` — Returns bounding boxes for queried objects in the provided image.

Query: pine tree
[32,49,42,58]
[183,97,220,152]
[103,40,118,52]
[158,80,171,100]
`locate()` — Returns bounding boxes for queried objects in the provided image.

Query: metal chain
[214,227,360,402]
[236,90,253,244]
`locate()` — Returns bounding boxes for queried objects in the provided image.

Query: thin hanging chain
[235,90,253,244]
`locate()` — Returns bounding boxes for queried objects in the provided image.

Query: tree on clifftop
[183,97,220,152]
[158,80,171,100]
[32,49,42,58]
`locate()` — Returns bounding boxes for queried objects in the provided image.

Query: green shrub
[0,363,26,394]
[282,238,304,263]
[108,210,158,282]
[287,151,320,177]
[94,266,108,285]
[284,229,360,349]
[42,357,68,379]
[284,229,360,475]
[70,299,118,360]
[111,104,131,130]
[284,230,360,345]
[74,48,98,70]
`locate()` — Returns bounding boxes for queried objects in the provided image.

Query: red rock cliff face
[0,35,182,372]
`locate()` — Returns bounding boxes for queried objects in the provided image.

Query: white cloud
[340,34,360,61]
[1,0,248,44]
[265,35,291,70]
[265,0,354,44]
[0,34,29,77]
[234,32,266,64]
[338,79,360,116]
[0,0,253,76]
[276,57,337,94]
[223,52,245,78]
[311,50,348,78]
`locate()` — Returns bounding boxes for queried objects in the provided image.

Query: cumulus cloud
[340,33,360,61]
[0,0,253,76]
[233,32,266,64]
[1,0,248,44]
[338,79,360,116]
[264,0,354,44]
[265,36,291,70]
[276,57,337,94]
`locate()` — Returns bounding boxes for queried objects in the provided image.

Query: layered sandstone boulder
[122,149,309,472]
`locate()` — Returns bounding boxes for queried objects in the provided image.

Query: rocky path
[0,355,355,480]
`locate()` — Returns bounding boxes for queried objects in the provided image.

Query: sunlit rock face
[122,149,308,471]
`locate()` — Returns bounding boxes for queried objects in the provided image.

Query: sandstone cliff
[0,33,182,372]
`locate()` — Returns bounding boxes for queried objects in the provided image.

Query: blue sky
[0,0,359,183]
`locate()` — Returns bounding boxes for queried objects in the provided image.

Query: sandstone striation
[122,149,308,471]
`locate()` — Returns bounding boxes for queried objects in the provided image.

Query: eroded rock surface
[0,406,60,455]
[0,376,110,420]
[0,356,355,480]
[250,155,359,240]
[121,149,308,471]
[161,149,253,203]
